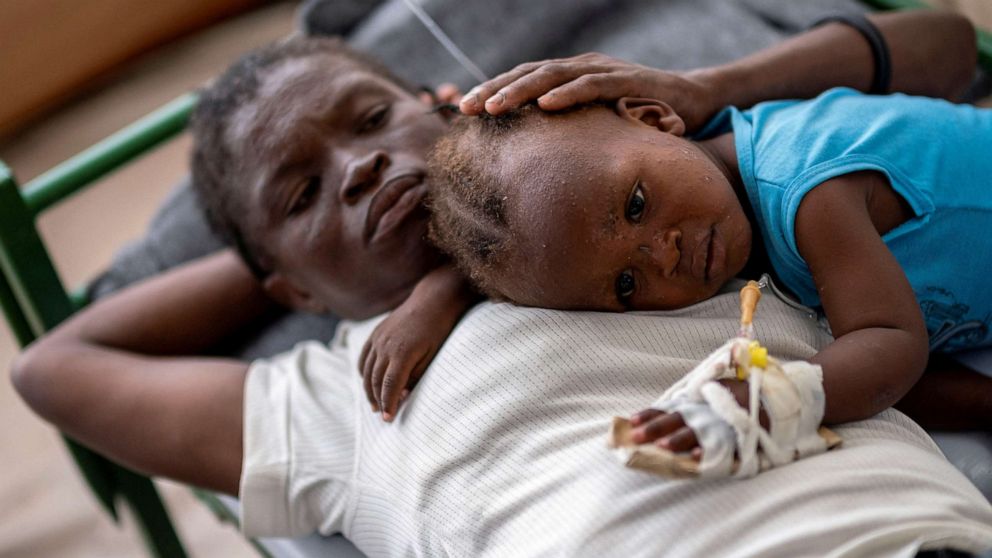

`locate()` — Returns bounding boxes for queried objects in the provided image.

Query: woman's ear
[614,97,686,137]
[262,272,327,314]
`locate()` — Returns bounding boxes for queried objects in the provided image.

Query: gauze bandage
[608,338,840,479]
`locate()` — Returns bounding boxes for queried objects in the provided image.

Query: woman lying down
[11,10,992,558]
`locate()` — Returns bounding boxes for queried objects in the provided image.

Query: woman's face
[229,55,449,318]
[491,104,752,311]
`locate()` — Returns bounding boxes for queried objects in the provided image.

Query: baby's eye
[288,176,321,216]
[615,270,636,305]
[357,104,391,133]
[626,182,645,222]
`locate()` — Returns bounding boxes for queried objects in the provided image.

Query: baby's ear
[262,272,327,314]
[615,97,685,137]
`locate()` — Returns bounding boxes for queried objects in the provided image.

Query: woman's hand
[458,53,719,132]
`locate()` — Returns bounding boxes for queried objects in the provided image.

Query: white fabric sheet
[241,284,992,557]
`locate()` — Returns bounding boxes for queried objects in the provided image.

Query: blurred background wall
[0,0,264,140]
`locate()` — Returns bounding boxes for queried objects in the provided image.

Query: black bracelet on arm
[811,14,892,94]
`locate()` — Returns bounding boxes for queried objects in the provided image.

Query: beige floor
[0,3,296,557]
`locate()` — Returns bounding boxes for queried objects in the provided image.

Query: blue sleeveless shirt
[697,88,992,351]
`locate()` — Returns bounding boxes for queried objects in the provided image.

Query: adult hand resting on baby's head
[459,52,718,132]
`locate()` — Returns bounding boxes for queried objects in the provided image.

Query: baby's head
[190,36,449,318]
[429,99,752,311]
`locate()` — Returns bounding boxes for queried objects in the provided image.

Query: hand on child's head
[459,53,716,131]
[460,53,658,116]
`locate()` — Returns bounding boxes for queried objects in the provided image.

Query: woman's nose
[339,150,390,204]
[641,228,681,278]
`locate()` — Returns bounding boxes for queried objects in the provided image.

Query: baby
[428,89,992,450]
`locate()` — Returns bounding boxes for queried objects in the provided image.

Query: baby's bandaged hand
[609,338,840,479]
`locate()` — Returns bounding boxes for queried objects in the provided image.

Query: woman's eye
[615,270,636,304]
[288,176,320,216]
[357,105,390,133]
[626,182,645,222]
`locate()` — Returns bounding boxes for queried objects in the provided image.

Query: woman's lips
[364,173,427,243]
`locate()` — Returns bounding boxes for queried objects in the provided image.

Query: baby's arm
[795,172,929,423]
[359,264,477,422]
[461,10,976,130]
[11,251,272,494]
[632,172,928,450]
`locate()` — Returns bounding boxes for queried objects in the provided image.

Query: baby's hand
[359,305,441,422]
[358,265,475,422]
[629,379,765,459]
[630,409,702,459]
[458,52,714,130]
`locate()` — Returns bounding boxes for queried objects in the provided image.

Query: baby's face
[495,104,751,311]
[230,55,449,317]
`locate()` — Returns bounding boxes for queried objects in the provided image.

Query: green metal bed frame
[0,94,195,558]
[0,1,989,555]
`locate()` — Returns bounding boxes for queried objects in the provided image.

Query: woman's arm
[462,10,977,130]
[697,9,977,115]
[10,250,274,494]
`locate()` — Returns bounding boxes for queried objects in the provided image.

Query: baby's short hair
[190,36,416,277]
[429,104,597,297]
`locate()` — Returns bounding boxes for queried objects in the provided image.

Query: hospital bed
[2,0,991,556]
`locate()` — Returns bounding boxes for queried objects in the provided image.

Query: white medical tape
[781,361,827,457]
[649,338,829,478]
[701,380,761,477]
[652,339,738,409]
[758,368,802,463]
[676,402,736,477]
